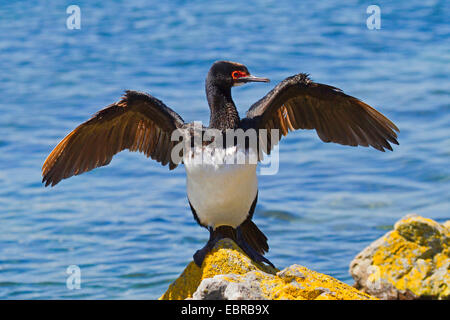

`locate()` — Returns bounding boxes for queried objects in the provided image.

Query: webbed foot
[193,227,223,267]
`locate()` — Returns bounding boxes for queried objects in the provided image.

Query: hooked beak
[238,75,270,83]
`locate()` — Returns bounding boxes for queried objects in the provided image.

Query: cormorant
[42,60,399,268]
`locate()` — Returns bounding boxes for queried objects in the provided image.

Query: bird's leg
[235,226,275,268]
[193,226,224,267]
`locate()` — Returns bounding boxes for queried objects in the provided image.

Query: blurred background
[0,0,448,299]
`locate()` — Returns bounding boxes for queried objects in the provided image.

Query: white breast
[184,146,258,229]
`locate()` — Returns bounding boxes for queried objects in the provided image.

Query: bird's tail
[240,219,269,254]
[213,219,269,255]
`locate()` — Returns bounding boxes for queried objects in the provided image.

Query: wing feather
[42,90,185,187]
[245,73,399,152]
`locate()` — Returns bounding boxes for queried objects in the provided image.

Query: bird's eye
[232,71,247,79]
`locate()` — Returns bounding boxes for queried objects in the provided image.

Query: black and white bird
[42,60,399,268]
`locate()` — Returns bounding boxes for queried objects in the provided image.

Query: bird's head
[207,61,269,89]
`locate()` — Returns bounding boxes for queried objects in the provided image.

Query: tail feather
[212,220,269,255]
[240,219,269,254]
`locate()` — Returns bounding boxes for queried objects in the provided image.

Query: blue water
[0,0,449,299]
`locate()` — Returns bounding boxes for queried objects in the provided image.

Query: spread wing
[244,73,399,153]
[42,90,185,187]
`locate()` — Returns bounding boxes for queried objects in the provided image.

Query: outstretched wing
[42,90,185,187]
[244,73,399,153]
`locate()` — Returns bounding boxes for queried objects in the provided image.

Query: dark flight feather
[244,73,399,153]
[42,90,185,187]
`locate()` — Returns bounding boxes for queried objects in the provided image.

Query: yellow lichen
[159,239,276,300]
[270,265,375,300]
[369,215,449,299]
[160,239,375,300]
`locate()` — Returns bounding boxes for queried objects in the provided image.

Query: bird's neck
[206,83,240,130]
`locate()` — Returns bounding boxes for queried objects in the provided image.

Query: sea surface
[0,0,448,299]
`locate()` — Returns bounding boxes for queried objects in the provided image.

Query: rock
[350,214,449,300]
[191,272,269,300]
[160,238,374,300]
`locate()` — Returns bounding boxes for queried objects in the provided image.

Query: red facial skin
[231,70,248,80]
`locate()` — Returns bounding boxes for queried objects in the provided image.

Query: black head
[206,61,269,89]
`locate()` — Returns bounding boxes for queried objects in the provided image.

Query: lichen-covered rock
[350,214,449,300]
[160,238,374,300]
[191,272,270,300]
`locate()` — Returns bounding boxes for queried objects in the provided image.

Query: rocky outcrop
[160,238,374,300]
[350,214,449,300]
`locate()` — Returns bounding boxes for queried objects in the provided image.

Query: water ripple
[0,0,449,299]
